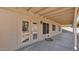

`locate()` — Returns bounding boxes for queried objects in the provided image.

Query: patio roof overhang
[25,7,75,25]
[25,7,79,26]
[6,7,79,26]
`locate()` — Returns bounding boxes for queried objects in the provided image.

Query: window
[33,22,37,32]
[52,25,56,31]
[47,24,49,33]
[59,26,61,31]
[77,21,79,27]
[33,33,37,39]
[43,23,49,34]
[22,21,29,32]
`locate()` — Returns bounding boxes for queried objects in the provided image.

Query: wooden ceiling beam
[40,8,62,16]
[41,8,72,16]
[34,7,48,14]
[44,8,74,17]
[49,18,72,25]
[27,7,32,11]
[47,13,73,19]
[51,17,73,24]
[45,11,74,19]
[38,7,58,15]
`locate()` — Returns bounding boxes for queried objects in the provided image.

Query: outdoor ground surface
[18,29,79,51]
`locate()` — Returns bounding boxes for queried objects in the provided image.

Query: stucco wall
[0,8,62,50]
[0,9,19,50]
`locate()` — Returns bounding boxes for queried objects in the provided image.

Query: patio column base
[73,46,77,51]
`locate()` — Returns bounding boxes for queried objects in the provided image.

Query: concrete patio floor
[18,30,79,51]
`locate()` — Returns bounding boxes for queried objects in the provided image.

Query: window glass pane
[22,21,29,32]
[47,24,49,33]
[43,23,46,34]
[52,25,55,31]
[43,23,49,34]
[59,26,61,31]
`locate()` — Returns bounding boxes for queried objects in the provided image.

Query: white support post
[73,26,77,50]
[73,7,78,51]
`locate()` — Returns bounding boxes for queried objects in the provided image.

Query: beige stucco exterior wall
[0,8,62,50]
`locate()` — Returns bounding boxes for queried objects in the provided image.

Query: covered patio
[17,7,79,51]
[0,7,79,51]
[18,29,79,51]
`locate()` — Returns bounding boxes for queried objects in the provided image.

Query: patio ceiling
[25,7,75,25]
[7,7,79,25]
